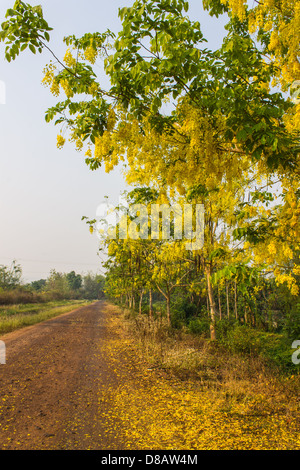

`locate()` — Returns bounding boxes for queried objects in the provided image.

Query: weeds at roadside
[0,300,93,335]
[120,307,300,421]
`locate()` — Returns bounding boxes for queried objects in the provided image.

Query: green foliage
[30,279,46,291]
[0,261,22,290]
[0,300,90,334]
[0,1,52,61]
[106,0,297,169]
[44,269,71,299]
[66,270,82,291]
[283,303,300,340]
[188,317,210,336]
[0,262,105,304]
[217,323,298,371]
[83,273,105,299]
[170,296,199,328]
[1,0,297,169]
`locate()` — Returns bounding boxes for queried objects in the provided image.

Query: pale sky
[0,0,227,283]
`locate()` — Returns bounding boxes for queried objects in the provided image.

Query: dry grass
[121,309,300,420]
[0,300,93,335]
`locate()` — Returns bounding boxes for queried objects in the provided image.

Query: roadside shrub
[170,298,200,329]
[283,303,300,340]
[188,317,210,336]
[216,319,238,343]
[0,288,45,305]
[221,323,296,370]
[226,325,264,355]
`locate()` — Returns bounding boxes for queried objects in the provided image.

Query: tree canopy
[1,0,299,339]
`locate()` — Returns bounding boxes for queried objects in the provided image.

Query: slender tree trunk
[234,281,238,320]
[149,288,153,320]
[155,282,171,326]
[166,292,171,326]
[218,286,222,320]
[205,266,217,341]
[139,288,144,315]
[206,293,210,318]
[226,281,230,319]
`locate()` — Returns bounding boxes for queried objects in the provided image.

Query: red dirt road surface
[0,301,131,450]
[1,300,299,451]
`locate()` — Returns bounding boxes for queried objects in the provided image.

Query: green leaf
[272,137,278,151]
[5,9,17,18]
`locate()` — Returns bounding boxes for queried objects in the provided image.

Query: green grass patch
[0,299,93,335]
[215,323,298,372]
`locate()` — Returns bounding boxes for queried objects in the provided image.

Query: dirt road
[1,300,299,451]
[0,300,134,450]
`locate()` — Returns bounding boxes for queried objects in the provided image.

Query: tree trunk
[206,266,217,341]
[226,281,230,319]
[234,281,238,320]
[166,294,171,326]
[218,286,222,320]
[149,288,153,320]
[206,293,210,318]
[139,289,144,315]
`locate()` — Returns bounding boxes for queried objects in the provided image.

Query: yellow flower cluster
[284,104,300,134]
[50,78,60,97]
[41,62,56,87]
[75,138,83,151]
[84,41,97,64]
[293,265,300,276]
[60,78,73,98]
[63,49,77,68]
[85,148,92,158]
[268,241,277,255]
[220,0,247,21]
[88,82,99,97]
[107,107,116,132]
[268,31,280,53]
[93,131,121,172]
[276,273,299,296]
[56,134,65,149]
[224,0,300,95]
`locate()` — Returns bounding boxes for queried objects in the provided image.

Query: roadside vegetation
[0,300,91,335]
[105,256,300,375]
[112,302,300,444]
[0,260,105,333]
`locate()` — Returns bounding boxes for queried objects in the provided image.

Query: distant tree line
[0,261,105,304]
